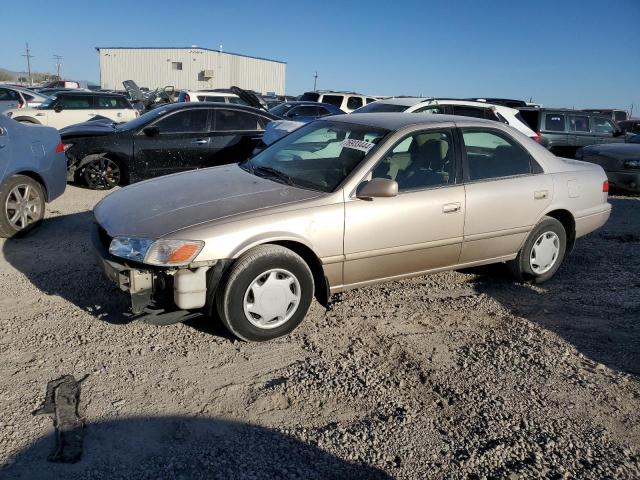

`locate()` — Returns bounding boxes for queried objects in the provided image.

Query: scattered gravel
[0,186,638,479]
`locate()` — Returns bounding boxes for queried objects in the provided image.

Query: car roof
[153,101,277,118]
[371,97,429,106]
[324,112,473,130]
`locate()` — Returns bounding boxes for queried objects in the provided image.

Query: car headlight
[109,237,204,266]
[624,159,640,169]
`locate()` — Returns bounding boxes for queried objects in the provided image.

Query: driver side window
[371,130,456,191]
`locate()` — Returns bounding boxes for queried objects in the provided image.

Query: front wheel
[0,175,46,238]
[508,216,566,284]
[216,245,314,341]
[82,155,122,190]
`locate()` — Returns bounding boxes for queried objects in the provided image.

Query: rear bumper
[607,171,640,193]
[575,203,612,239]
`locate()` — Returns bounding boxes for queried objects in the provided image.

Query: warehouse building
[96,47,286,94]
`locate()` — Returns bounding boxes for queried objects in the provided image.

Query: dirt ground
[0,185,638,479]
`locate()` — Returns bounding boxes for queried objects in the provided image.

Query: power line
[22,43,34,86]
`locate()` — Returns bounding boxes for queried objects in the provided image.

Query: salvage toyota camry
[93,114,611,341]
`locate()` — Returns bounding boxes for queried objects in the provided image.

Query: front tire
[216,245,314,342]
[0,175,46,238]
[508,216,566,284]
[82,155,122,190]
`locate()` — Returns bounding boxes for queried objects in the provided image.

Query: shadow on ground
[463,196,640,376]
[3,416,390,479]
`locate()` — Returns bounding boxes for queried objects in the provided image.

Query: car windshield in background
[116,108,168,131]
[36,96,57,109]
[352,102,410,113]
[269,103,293,116]
[243,120,389,193]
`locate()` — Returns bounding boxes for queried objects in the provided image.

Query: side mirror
[143,126,159,136]
[54,104,63,113]
[356,178,398,200]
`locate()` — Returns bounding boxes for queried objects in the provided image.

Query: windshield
[269,103,293,116]
[36,95,57,109]
[351,102,410,113]
[243,120,389,193]
[116,108,168,131]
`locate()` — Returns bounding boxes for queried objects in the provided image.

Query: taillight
[135,110,139,117]
[602,180,609,193]
[533,131,542,143]
[184,93,191,102]
[55,142,64,153]
[18,100,24,109]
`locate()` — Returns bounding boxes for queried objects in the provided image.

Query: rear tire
[216,245,314,342]
[0,175,46,238]
[508,216,566,284]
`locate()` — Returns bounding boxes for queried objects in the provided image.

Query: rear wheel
[216,245,314,341]
[508,216,566,284]
[82,155,122,190]
[0,175,45,238]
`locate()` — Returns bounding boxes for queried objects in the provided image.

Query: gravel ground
[0,185,638,479]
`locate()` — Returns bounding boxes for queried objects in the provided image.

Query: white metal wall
[98,48,286,94]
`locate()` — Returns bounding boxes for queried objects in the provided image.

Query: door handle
[534,190,548,200]
[35,113,44,116]
[442,202,461,214]
[191,139,208,144]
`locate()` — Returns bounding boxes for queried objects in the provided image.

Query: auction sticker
[342,138,376,153]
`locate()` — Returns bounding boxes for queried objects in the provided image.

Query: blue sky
[1,0,639,110]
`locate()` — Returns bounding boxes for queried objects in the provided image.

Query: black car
[575,134,640,193]
[61,103,278,189]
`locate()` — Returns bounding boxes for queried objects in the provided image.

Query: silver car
[93,114,611,341]
[0,86,48,113]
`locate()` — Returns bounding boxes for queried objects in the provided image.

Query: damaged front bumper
[91,224,225,324]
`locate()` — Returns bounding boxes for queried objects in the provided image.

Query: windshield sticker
[341,138,376,153]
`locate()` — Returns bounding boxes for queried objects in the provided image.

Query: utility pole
[22,43,34,86]
[53,54,63,80]
[313,71,318,91]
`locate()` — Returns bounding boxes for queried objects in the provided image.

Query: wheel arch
[12,171,49,200]
[12,116,41,125]
[77,152,129,185]
[544,208,576,253]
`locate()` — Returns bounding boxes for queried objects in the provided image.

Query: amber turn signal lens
[167,243,200,263]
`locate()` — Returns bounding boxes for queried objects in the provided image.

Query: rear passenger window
[154,109,208,133]
[347,97,363,110]
[414,105,445,114]
[462,129,535,181]
[322,95,344,108]
[0,89,20,101]
[570,115,590,132]
[366,98,377,104]
[97,96,129,109]
[216,109,260,131]
[545,114,565,131]
[453,106,485,119]
[198,96,225,102]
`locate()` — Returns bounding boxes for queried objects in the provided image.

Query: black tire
[216,245,314,342]
[0,175,46,238]
[82,155,122,190]
[508,216,566,284]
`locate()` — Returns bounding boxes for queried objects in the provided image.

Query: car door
[0,88,21,113]
[95,95,135,122]
[133,107,210,178]
[568,114,593,148]
[459,128,552,264]
[205,109,267,167]
[343,128,465,286]
[50,94,97,128]
[0,118,12,179]
[593,116,624,145]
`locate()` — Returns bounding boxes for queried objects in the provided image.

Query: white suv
[4,92,138,129]
[298,91,378,113]
[353,98,538,139]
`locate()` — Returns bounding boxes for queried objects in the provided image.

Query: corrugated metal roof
[95,47,286,64]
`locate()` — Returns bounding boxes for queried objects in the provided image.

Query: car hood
[581,143,640,158]
[60,119,118,138]
[94,164,322,239]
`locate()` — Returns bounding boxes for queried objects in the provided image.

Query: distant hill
[0,67,95,87]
